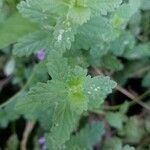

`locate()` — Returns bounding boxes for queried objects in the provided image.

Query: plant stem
[104,89,150,111]
[116,86,150,111]
[21,121,35,150]
[92,66,150,111]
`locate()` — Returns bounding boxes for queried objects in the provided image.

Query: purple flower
[38,136,47,150]
[36,49,45,60]
[38,137,46,145]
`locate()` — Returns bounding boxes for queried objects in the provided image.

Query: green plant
[0,0,150,149]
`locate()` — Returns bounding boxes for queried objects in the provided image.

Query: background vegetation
[0,0,150,150]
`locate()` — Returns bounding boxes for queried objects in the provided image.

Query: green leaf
[53,18,76,51]
[65,121,104,150]
[17,53,116,148]
[46,101,79,149]
[114,60,149,84]
[0,12,38,49]
[124,117,145,143]
[123,145,135,150]
[90,42,110,58]
[45,67,88,147]
[88,0,122,16]
[64,48,89,68]
[110,31,136,56]
[67,7,91,25]
[0,93,22,128]
[72,14,120,51]
[5,134,19,150]
[84,76,117,110]
[0,0,8,23]
[17,0,59,26]
[101,54,123,71]
[106,111,125,129]
[102,137,122,150]
[16,80,66,115]
[47,51,70,81]
[124,43,150,59]
[67,66,88,114]
[13,30,52,56]
[102,137,135,150]
[17,66,88,147]
[48,60,88,115]
[77,16,119,48]
[120,101,130,114]
[29,61,48,85]
[141,0,150,10]
[112,0,141,28]
[145,116,150,133]
[142,72,150,87]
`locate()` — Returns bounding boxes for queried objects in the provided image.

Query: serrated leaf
[0,12,38,49]
[47,51,70,81]
[17,54,116,148]
[112,0,141,28]
[71,32,94,50]
[48,58,89,115]
[47,101,79,149]
[88,0,122,16]
[102,137,135,150]
[90,41,110,59]
[110,31,136,56]
[78,16,119,43]
[13,30,52,56]
[16,80,66,114]
[65,121,104,150]
[64,49,88,68]
[17,0,59,26]
[67,7,91,25]
[124,42,150,59]
[84,76,117,110]
[66,66,88,114]
[17,66,88,147]
[53,18,76,51]
[123,145,135,150]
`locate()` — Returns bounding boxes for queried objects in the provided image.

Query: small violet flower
[38,136,47,150]
[36,49,45,60]
[38,137,46,145]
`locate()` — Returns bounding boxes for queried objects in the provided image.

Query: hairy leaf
[65,121,104,150]
[84,76,117,110]
[13,30,52,56]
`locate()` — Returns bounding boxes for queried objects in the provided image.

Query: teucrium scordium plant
[0,0,143,149]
